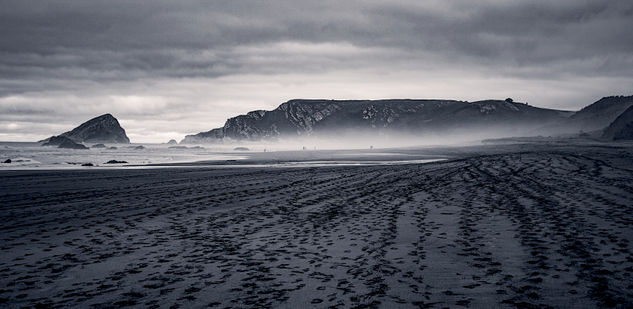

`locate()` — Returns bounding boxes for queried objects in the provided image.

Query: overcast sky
[1,0,632,142]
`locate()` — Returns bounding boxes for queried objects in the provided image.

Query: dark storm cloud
[1,0,632,93]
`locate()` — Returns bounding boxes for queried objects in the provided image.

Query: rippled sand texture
[1,145,633,308]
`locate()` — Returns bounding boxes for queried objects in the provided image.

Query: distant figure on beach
[370,145,373,150]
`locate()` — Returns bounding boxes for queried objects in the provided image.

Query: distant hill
[41,114,130,144]
[554,96,633,134]
[182,99,569,143]
[602,105,633,141]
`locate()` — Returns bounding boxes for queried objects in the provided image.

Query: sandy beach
[1,143,633,308]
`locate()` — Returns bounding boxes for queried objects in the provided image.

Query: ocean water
[0,142,246,169]
[0,142,447,170]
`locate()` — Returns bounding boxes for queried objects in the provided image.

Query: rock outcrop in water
[602,105,633,140]
[105,160,128,164]
[181,99,568,143]
[42,136,88,149]
[42,114,130,144]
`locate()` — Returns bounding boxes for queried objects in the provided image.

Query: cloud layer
[1,0,632,142]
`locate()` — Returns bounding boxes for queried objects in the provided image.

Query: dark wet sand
[1,143,633,308]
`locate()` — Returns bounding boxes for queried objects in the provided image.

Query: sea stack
[41,114,130,144]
